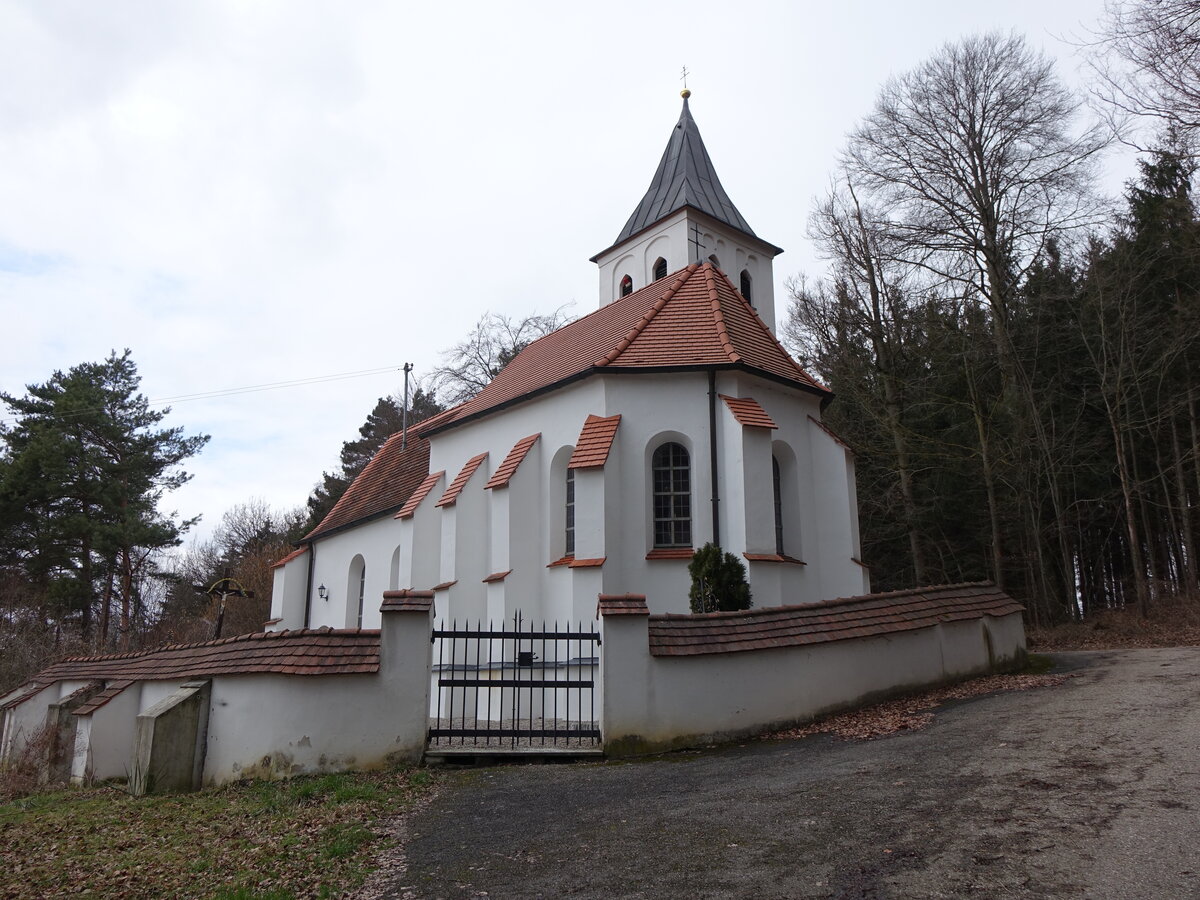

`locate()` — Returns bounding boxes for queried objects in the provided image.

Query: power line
[0,364,405,426]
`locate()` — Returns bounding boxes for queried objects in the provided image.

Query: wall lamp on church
[318,584,329,601]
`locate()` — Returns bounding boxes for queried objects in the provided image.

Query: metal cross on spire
[680,66,690,89]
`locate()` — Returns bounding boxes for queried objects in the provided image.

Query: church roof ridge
[598,264,698,365]
[611,96,756,249]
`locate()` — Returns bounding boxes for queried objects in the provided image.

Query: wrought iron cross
[680,66,690,89]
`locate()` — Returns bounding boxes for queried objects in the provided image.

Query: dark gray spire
[613,95,756,245]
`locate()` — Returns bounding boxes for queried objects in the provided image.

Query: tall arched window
[653,257,668,281]
[348,556,366,629]
[620,274,633,296]
[652,442,691,548]
[773,456,784,555]
[740,269,753,305]
[565,468,576,556]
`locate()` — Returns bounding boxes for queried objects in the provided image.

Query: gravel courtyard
[384,649,1200,898]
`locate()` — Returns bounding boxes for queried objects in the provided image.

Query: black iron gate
[429,614,601,749]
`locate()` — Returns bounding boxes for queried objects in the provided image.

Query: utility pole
[401,362,413,450]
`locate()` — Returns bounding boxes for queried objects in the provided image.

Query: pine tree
[0,351,208,647]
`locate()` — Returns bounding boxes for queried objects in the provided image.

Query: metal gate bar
[429,614,601,749]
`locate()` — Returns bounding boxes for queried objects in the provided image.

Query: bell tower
[590,90,783,332]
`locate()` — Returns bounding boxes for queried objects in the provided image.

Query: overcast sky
[0,0,1134,548]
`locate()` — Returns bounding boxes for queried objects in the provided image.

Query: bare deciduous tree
[1087,0,1200,141]
[845,31,1107,340]
[430,307,574,405]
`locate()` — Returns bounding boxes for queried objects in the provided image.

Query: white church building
[269,91,870,632]
[1,94,1026,792]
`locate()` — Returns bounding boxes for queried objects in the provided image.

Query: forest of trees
[2,2,1197,689]
[784,16,1200,625]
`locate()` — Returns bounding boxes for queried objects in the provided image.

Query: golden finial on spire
[680,66,691,99]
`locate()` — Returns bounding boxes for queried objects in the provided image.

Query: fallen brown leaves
[764,671,1069,743]
[0,768,438,900]
[1027,602,1200,651]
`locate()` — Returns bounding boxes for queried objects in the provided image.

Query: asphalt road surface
[392,649,1200,898]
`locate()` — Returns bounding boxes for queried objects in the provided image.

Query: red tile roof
[270,547,308,569]
[482,570,512,583]
[569,557,606,568]
[0,682,48,711]
[396,470,444,519]
[485,433,540,489]
[597,594,650,616]
[647,583,1023,657]
[721,395,777,429]
[72,680,135,716]
[568,414,621,469]
[436,453,488,507]
[646,548,694,560]
[381,589,434,613]
[422,264,828,434]
[29,629,382,681]
[305,435,432,540]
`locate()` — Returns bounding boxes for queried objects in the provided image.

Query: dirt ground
[376,648,1200,899]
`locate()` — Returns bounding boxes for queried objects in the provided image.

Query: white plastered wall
[593,209,779,332]
[268,554,308,631]
[601,612,1027,752]
[307,515,403,630]
[71,682,141,782]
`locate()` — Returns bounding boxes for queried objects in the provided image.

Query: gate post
[596,594,651,756]
[380,590,435,762]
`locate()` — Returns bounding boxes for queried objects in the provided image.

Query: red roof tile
[72,680,135,716]
[485,434,540,489]
[597,594,650,616]
[436,453,488,507]
[482,570,512,583]
[29,629,382,681]
[396,470,445,519]
[646,548,694,560]
[1,681,49,711]
[568,414,621,469]
[305,435,431,540]
[721,395,777,429]
[381,590,434,613]
[647,583,1023,657]
[270,547,308,569]
[423,264,828,434]
[569,557,606,568]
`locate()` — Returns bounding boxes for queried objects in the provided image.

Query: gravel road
[389,649,1200,898]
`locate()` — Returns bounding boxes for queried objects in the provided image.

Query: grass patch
[0,767,438,899]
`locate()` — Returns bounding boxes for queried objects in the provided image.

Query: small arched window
[565,467,576,556]
[773,456,784,555]
[740,269,753,305]
[653,257,668,281]
[620,274,633,297]
[708,254,720,269]
[652,442,691,548]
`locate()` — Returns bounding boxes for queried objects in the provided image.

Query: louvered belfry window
[652,442,691,548]
[653,257,668,281]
